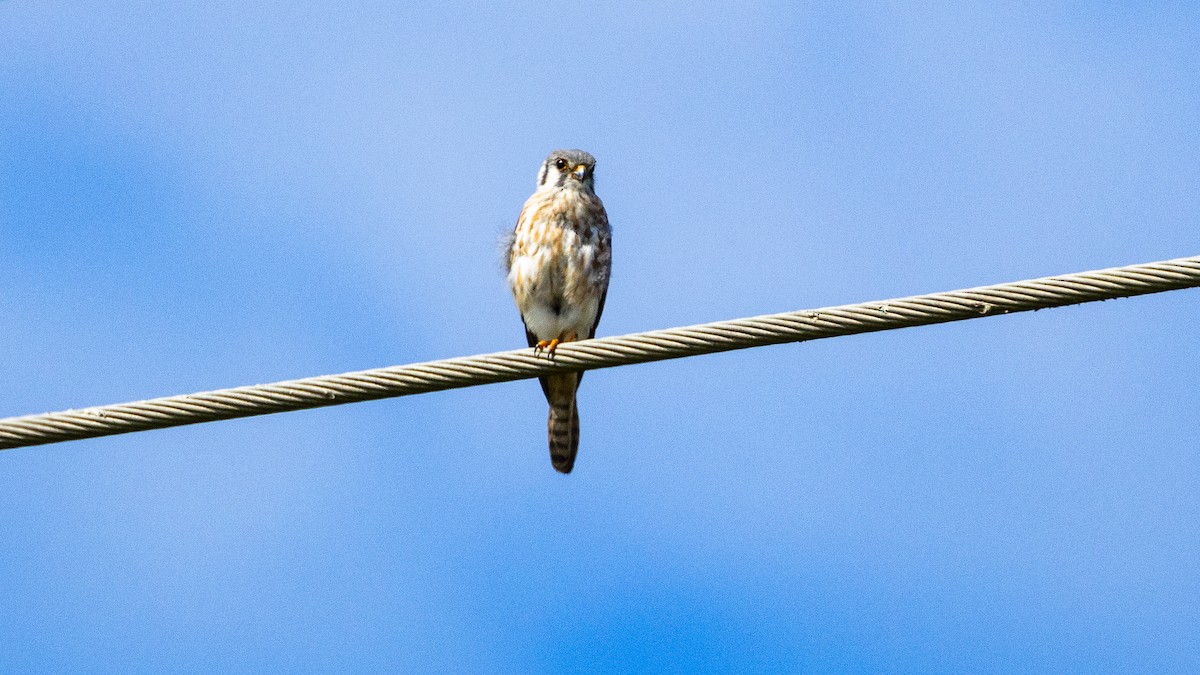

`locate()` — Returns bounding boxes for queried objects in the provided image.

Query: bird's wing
[588,286,608,340]
[574,285,608,392]
[523,320,553,402]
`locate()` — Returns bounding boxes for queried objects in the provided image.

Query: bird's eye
[554,158,567,170]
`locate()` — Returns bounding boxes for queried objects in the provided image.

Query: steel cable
[1,255,1198,450]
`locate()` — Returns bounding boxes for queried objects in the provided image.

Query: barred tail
[546,373,580,473]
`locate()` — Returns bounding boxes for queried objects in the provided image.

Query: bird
[506,149,612,473]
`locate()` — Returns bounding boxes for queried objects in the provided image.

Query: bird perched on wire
[506,149,612,473]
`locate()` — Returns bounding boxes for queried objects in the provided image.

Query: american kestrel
[506,149,612,473]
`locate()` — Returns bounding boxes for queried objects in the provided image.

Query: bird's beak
[573,164,587,180]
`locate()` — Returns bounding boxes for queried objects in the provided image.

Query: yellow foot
[534,338,560,356]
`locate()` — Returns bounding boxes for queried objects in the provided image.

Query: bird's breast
[508,189,611,338]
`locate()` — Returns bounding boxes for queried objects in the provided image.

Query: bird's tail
[546,373,580,473]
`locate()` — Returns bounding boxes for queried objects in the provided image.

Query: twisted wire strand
[2,255,1198,451]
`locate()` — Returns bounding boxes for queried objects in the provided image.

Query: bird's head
[537,149,597,192]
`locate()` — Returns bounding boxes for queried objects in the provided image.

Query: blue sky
[1,1,1198,671]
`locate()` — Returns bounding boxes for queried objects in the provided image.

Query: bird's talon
[533,339,560,358]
